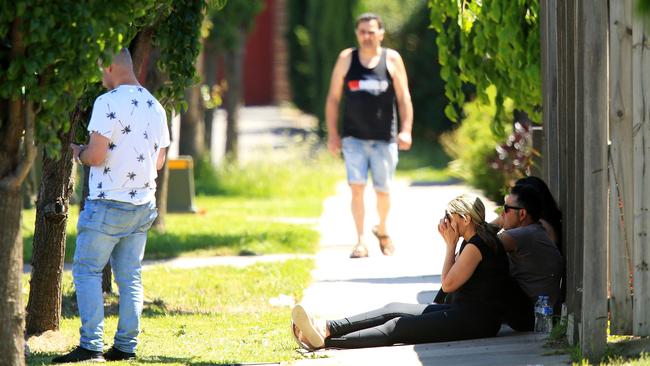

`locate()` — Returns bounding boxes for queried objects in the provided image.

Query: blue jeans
[73,199,157,353]
[341,136,398,192]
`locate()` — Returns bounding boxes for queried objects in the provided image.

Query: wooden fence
[540,0,649,359]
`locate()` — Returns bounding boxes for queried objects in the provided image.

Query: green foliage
[429,0,541,128]
[439,86,511,201]
[0,1,164,157]
[1,1,212,157]
[390,0,452,137]
[286,0,360,134]
[358,0,423,37]
[155,0,210,113]
[639,0,650,15]
[207,0,264,51]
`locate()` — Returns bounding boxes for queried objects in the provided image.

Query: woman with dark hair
[291,194,510,350]
[514,176,563,254]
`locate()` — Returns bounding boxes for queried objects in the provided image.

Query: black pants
[502,280,534,331]
[324,302,501,349]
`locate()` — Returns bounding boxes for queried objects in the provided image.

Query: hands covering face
[438,212,459,247]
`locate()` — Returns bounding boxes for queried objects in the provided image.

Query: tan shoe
[292,304,325,350]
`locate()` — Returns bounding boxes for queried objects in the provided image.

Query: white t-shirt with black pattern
[87,84,170,205]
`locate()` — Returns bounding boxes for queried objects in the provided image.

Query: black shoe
[52,346,105,363]
[103,346,136,361]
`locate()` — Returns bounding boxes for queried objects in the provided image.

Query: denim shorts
[341,136,398,192]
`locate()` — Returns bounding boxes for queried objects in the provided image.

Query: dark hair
[510,184,543,222]
[355,13,384,30]
[514,176,563,253]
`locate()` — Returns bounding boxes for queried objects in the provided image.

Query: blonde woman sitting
[292,194,510,349]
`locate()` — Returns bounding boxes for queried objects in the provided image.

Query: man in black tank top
[325,13,413,258]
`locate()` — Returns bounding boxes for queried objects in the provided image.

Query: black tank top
[342,48,397,141]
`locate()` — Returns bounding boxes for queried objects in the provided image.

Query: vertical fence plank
[541,0,560,196]
[565,0,582,345]
[577,0,609,359]
[632,14,650,336]
[608,0,635,335]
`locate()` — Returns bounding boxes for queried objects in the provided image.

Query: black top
[342,48,397,141]
[452,234,510,314]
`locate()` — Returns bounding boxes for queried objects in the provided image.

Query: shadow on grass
[60,292,215,319]
[25,229,314,264]
[28,352,254,366]
[119,356,258,365]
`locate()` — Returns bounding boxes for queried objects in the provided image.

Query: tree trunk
[0,188,25,366]
[25,105,82,335]
[203,41,218,150]
[179,44,206,160]
[153,158,169,232]
[131,29,168,232]
[223,29,246,163]
[79,166,113,294]
[0,21,35,366]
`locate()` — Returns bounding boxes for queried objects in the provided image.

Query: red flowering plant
[489,121,540,198]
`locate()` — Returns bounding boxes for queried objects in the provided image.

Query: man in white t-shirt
[53,48,170,364]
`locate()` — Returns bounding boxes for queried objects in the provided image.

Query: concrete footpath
[291,180,570,366]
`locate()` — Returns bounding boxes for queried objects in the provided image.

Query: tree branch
[0,100,37,190]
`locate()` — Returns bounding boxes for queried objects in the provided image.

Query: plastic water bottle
[534,295,553,333]
[534,295,544,333]
[541,296,553,333]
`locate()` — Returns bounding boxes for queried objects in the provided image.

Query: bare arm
[156,147,167,170]
[441,243,482,293]
[437,218,482,293]
[71,132,110,166]
[387,49,413,150]
[325,49,352,155]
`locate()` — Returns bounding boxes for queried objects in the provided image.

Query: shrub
[440,85,520,202]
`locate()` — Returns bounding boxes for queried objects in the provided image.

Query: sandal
[349,243,369,258]
[372,226,395,256]
[292,304,325,350]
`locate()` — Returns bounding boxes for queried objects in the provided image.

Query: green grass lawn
[20,141,455,365]
[23,151,340,365]
[22,195,324,263]
[26,259,313,365]
[396,139,452,183]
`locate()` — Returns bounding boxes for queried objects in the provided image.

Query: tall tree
[0,1,156,362]
[179,42,206,160]
[286,0,359,135]
[208,0,264,162]
[21,0,225,343]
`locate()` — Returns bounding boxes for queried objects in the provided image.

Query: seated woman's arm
[438,219,483,293]
[441,244,482,293]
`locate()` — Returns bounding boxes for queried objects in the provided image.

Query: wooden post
[577,0,608,359]
[541,0,560,196]
[608,0,635,335]
[632,11,650,336]
[562,0,582,345]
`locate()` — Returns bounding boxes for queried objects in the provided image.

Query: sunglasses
[503,204,524,213]
[444,210,452,221]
